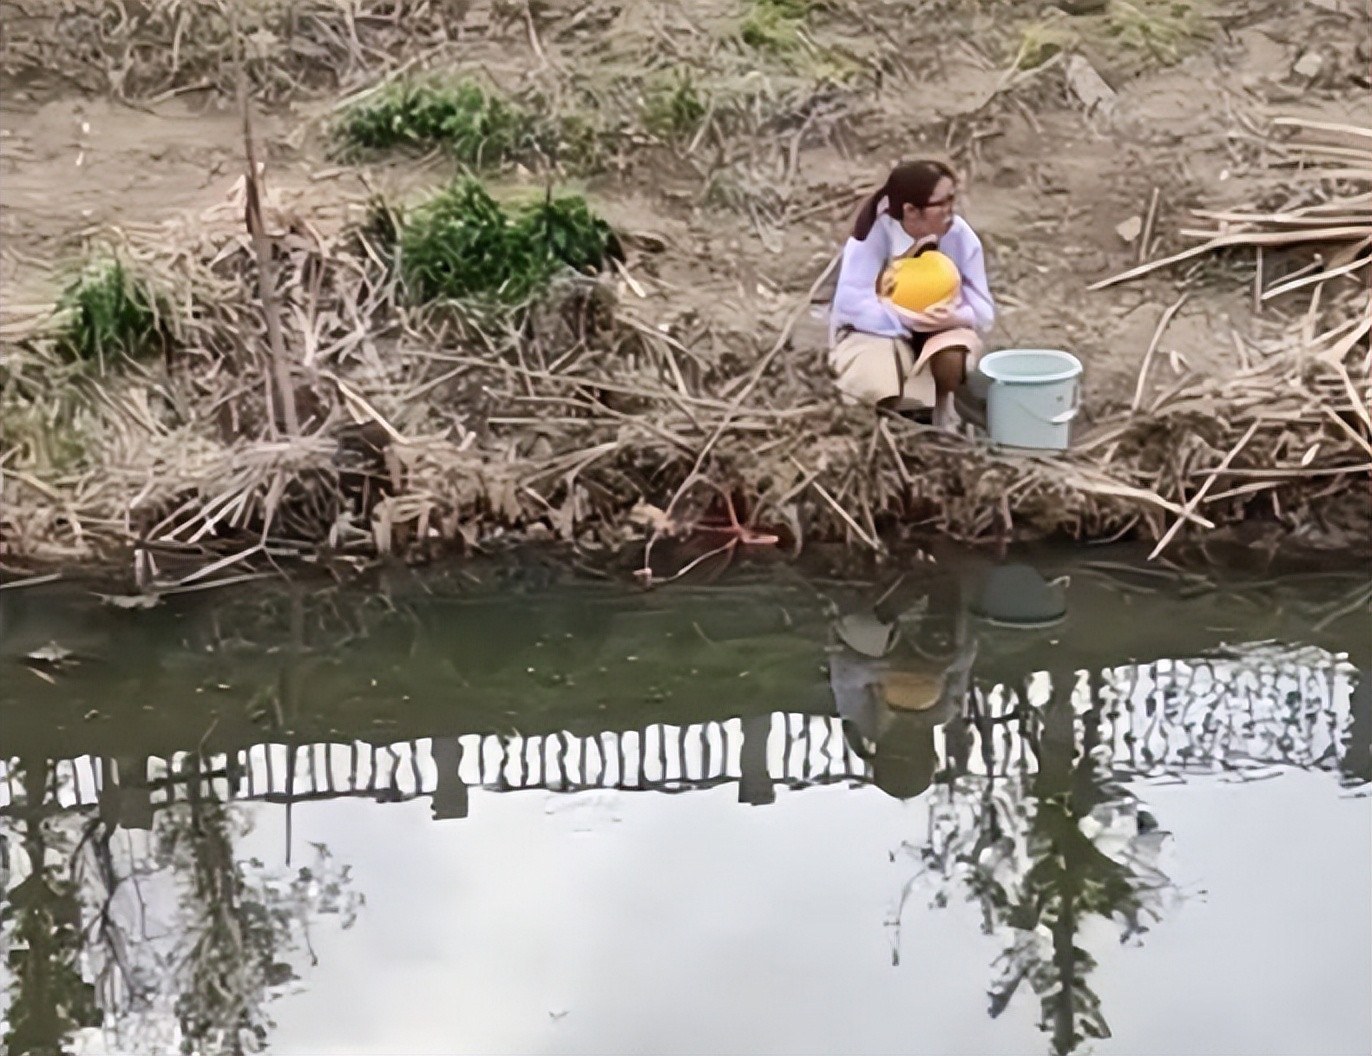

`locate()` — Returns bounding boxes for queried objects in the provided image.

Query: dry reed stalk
[230,3,299,438]
[1089,225,1372,290]
[1148,421,1261,560]
[1130,293,1187,413]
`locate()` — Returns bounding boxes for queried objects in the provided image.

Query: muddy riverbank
[2,0,1368,586]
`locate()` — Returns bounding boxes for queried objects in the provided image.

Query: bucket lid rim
[982,347,1081,358]
[981,348,1083,384]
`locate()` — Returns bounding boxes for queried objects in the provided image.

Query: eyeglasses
[924,193,957,210]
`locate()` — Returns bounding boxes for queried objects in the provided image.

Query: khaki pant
[830,327,983,410]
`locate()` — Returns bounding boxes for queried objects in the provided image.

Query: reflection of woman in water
[828,577,977,800]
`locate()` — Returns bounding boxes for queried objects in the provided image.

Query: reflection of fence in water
[0,650,1358,813]
[0,713,872,813]
[1106,649,1352,776]
[954,650,1354,780]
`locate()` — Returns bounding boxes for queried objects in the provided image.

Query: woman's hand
[900,301,960,332]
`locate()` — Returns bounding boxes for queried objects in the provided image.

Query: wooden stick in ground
[173,542,265,588]
[326,373,408,444]
[0,572,63,591]
[1148,420,1261,561]
[231,4,299,437]
[1323,405,1372,460]
[1062,463,1215,528]
[1138,186,1160,265]
[1328,352,1372,436]
[1131,293,1188,412]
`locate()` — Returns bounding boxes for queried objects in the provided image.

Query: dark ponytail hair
[850,160,957,241]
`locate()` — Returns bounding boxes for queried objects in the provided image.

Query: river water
[2,549,1368,1055]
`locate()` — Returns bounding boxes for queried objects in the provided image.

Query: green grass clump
[740,0,814,52]
[1007,1,1208,72]
[642,73,708,144]
[54,259,168,368]
[336,80,538,166]
[399,179,620,306]
[1103,0,1208,65]
[1009,20,1077,70]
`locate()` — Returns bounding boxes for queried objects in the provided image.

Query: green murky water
[2,550,1369,1055]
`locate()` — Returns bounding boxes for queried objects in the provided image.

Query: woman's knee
[928,347,967,390]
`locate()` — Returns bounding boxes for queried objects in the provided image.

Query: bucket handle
[1058,380,1083,424]
[1047,396,1080,426]
[1006,383,1081,425]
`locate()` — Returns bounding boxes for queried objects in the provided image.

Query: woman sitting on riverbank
[829,160,995,432]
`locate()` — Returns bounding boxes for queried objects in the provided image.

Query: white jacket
[830,211,995,344]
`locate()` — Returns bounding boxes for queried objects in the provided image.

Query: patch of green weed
[399,179,619,306]
[54,259,168,368]
[515,196,621,280]
[549,111,607,172]
[336,80,538,167]
[642,73,708,144]
[740,0,814,52]
[1009,19,1078,70]
[1007,1,1208,72]
[1103,0,1208,65]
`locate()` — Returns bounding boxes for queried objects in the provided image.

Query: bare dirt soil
[2,0,1369,571]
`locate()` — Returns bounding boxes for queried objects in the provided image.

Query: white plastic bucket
[980,348,1083,451]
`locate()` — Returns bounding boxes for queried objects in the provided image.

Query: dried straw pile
[2,117,1367,583]
[1083,116,1371,557]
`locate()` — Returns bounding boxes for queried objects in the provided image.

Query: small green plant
[336,80,537,167]
[399,179,619,306]
[740,0,814,52]
[1104,0,1208,65]
[401,180,512,302]
[54,259,168,368]
[642,73,708,143]
[1009,20,1078,70]
[514,196,621,280]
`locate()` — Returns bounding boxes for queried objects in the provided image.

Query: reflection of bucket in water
[972,564,1068,628]
[980,348,1083,451]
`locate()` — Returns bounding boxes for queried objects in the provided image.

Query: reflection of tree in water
[2,755,362,1055]
[894,645,1358,1055]
[892,671,1175,1056]
[984,672,1169,1055]
[163,760,303,1054]
[3,759,100,1055]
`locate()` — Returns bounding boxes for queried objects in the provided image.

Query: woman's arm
[954,228,996,334]
[831,227,906,338]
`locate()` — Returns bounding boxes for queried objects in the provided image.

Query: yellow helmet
[879,250,961,314]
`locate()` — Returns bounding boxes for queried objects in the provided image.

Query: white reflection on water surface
[250,767,1368,1056]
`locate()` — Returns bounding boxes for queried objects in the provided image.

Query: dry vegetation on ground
[0,0,1368,585]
